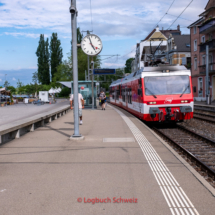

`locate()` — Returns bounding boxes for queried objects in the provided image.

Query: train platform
[0,104,215,215]
[194,100,215,107]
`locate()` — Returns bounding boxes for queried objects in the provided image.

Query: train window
[144,75,191,96]
[116,90,119,100]
[122,89,125,102]
[130,89,132,104]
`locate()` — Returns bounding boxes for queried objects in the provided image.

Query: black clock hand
[88,37,95,51]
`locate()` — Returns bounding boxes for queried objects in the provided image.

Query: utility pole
[206,45,210,104]
[88,54,90,80]
[70,0,83,138]
[91,58,94,109]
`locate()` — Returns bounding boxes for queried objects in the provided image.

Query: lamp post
[70,0,83,139]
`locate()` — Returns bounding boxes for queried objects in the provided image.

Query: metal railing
[199,39,215,52]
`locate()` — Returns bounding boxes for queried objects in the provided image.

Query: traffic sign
[93,69,116,75]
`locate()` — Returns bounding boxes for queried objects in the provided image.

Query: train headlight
[148,102,156,104]
[181,100,189,103]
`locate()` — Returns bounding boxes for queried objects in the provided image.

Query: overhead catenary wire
[151,0,194,46]
[166,13,195,23]
[90,0,93,31]
[151,0,176,31]
[167,0,194,30]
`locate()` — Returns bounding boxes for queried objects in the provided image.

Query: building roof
[160,29,181,38]
[187,18,204,28]
[172,35,191,52]
[59,82,71,88]
[147,31,167,41]
[143,28,181,42]
[141,46,166,60]
[205,0,215,10]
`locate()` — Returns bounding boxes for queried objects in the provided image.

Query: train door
[125,87,128,108]
[138,78,143,118]
[114,87,116,103]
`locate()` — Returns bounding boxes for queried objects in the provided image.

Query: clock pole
[70,0,83,139]
[91,57,94,110]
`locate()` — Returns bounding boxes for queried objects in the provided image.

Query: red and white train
[109,65,193,122]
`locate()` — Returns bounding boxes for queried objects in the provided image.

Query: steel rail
[194,106,215,113]
[194,112,215,118]
[153,125,215,182]
[193,114,215,124]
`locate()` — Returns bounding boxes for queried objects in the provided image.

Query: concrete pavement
[0,99,69,126]
[0,104,215,215]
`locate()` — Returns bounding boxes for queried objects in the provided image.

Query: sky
[0,0,207,86]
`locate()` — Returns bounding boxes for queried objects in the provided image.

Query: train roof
[110,64,189,87]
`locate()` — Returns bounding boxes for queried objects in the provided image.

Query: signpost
[93,69,116,75]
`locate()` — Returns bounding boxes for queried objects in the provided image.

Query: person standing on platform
[99,90,106,110]
[70,93,84,125]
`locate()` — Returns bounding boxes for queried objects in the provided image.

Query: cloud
[0,0,206,39]
[103,62,125,68]
[4,32,48,38]
[12,77,16,81]
[0,79,2,82]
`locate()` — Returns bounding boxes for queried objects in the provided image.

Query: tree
[59,87,70,97]
[36,34,50,85]
[53,57,73,83]
[77,27,83,44]
[125,58,134,73]
[50,33,63,81]
[17,79,23,88]
[4,80,10,88]
[25,84,35,95]
[32,71,39,96]
[17,79,24,94]
[7,86,16,94]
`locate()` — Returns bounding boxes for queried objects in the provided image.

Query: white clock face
[81,34,103,56]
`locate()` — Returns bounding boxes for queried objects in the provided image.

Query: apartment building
[188,0,215,101]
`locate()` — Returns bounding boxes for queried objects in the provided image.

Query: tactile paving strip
[112,107,199,215]
[103,138,135,142]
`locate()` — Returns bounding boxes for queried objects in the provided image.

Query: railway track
[194,105,215,113]
[152,124,215,188]
[193,112,215,124]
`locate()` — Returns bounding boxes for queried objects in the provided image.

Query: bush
[59,87,70,97]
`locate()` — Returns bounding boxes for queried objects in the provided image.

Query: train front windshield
[144,75,191,96]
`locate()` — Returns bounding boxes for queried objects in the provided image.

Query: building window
[194,26,197,34]
[205,77,211,94]
[201,36,205,43]
[194,58,197,70]
[202,55,206,65]
[209,55,213,70]
[194,40,197,51]
[198,77,203,97]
